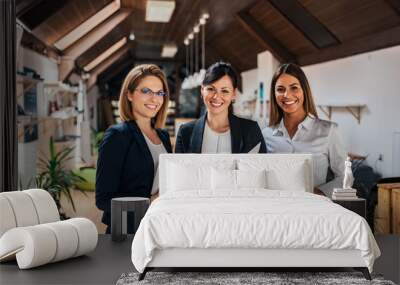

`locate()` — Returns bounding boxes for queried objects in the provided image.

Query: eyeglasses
[135,87,167,97]
[203,86,233,97]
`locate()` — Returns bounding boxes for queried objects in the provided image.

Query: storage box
[375,183,400,234]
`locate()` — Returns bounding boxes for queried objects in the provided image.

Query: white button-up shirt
[262,116,347,197]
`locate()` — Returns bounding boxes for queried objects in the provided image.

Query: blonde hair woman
[263,63,347,197]
[96,64,172,233]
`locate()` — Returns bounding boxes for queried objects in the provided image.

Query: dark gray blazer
[175,113,266,153]
[96,120,172,231]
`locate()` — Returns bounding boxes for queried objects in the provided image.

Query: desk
[0,235,134,285]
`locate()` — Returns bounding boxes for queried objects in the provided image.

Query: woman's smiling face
[274,73,305,116]
[201,75,236,116]
[128,75,164,120]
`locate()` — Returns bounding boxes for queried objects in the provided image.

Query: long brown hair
[269,63,318,126]
[118,64,169,128]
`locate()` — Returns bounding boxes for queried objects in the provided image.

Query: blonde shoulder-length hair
[269,63,318,127]
[118,64,169,129]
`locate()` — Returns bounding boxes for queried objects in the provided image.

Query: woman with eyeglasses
[175,61,266,153]
[96,64,172,233]
[262,63,347,197]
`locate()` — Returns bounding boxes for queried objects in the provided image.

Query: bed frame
[138,154,372,281]
[139,249,371,280]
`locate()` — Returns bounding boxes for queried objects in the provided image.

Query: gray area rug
[117,271,396,285]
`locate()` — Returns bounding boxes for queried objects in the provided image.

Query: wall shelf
[17,115,38,126]
[17,75,43,94]
[47,107,79,120]
[44,82,78,97]
[318,104,366,124]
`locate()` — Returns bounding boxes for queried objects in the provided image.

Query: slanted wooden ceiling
[17,0,400,84]
[18,0,113,46]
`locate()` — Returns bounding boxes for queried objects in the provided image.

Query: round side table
[111,197,149,242]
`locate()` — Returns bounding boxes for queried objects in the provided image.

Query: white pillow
[168,162,211,191]
[266,168,306,191]
[211,169,267,190]
[166,159,235,192]
[211,168,236,190]
[237,169,267,189]
[237,158,309,192]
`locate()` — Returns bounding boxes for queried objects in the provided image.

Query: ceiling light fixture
[161,43,178,58]
[129,32,135,41]
[181,12,210,90]
[201,13,210,20]
[146,0,175,23]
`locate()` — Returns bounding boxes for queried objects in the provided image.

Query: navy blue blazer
[175,113,266,153]
[95,120,172,229]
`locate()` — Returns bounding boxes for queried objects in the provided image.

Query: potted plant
[36,136,85,219]
[88,127,104,166]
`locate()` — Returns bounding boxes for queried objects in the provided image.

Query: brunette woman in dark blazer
[96,64,172,233]
[175,62,266,154]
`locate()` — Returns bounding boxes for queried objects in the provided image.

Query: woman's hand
[150,193,159,203]
[313,187,326,196]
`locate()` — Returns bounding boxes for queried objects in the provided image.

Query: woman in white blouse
[262,63,347,197]
[175,61,266,154]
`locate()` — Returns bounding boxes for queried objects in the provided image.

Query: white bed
[131,154,380,280]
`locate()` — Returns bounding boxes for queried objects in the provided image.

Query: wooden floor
[0,235,398,285]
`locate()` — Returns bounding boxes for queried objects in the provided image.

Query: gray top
[201,122,232,153]
[143,134,167,194]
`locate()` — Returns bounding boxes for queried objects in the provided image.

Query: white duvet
[131,190,380,273]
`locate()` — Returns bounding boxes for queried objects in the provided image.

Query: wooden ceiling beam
[18,0,68,30]
[267,0,339,49]
[298,26,400,66]
[59,9,131,81]
[98,54,133,83]
[16,0,40,17]
[385,0,400,16]
[20,29,61,61]
[236,11,295,63]
[86,44,130,90]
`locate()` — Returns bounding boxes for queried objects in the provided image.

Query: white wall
[241,68,258,98]
[239,51,279,128]
[241,46,400,177]
[303,45,400,177]
[21,47,59,81]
